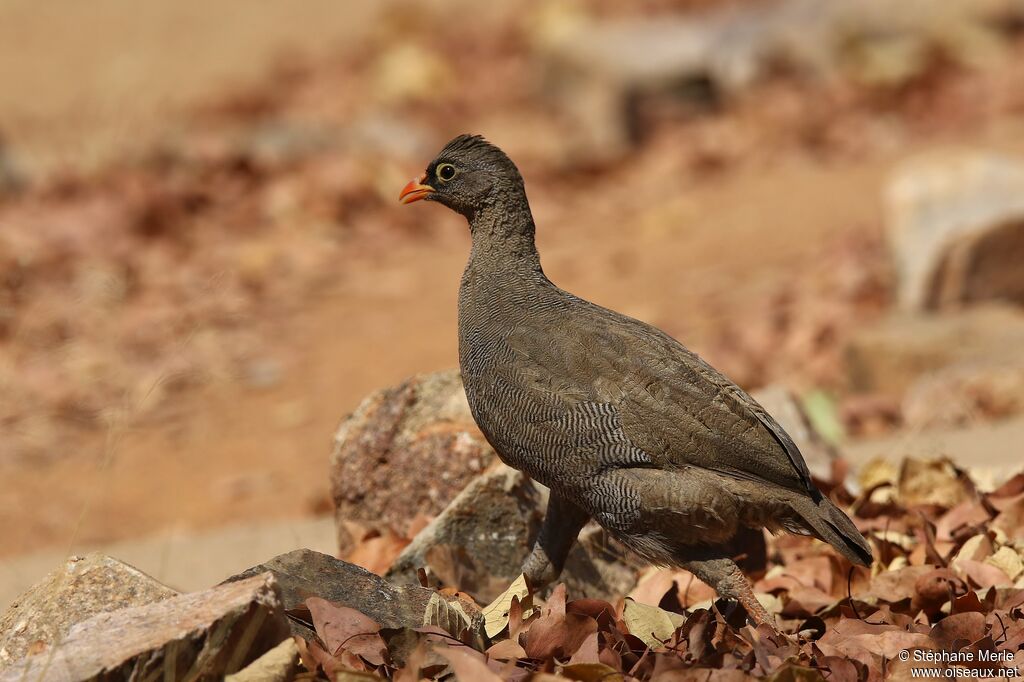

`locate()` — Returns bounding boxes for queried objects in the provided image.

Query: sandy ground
[2,0,1023,572]
[0,0,390,173]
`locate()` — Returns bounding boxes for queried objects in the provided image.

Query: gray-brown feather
[459,275,844,565]
[416,134,872,575]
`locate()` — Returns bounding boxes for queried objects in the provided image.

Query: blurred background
[2,0,1024,601]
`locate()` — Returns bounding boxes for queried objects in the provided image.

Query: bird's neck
[466,190,543,277]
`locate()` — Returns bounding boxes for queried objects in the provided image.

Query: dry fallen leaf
[628,568,677,606]
[956,560,1013,589]
[621,597,684,649]
[992,496,1024,541]
[523,611,599,660]
[437,645,502,682]
[914,568,967,608]
[560,662,624,682]
[347,529,410,575]
[422,592,477,643]
[481,573,531,638]
[306,597,387,666]
[898,457,971,507]
[934,500,991,542]
[859,457,898,491]
[985,546,1024,581]
[929,611,988,649]
[872,529,916,551]
[954,533,995,564]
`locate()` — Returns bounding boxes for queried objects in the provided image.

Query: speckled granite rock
[386,464,545,602]
[0,553,178,669]
[387,464,639,603]
[223,548,483,645]
[1,573,288,682]
[330,369,495,553]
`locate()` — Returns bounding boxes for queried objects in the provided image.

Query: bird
[399,134,872,626]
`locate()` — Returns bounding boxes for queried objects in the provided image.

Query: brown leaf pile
[296,461,1024,680]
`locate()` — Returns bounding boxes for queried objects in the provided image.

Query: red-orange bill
[399,175,434,204]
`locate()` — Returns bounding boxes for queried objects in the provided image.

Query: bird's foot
[522,547,558,593]
[734,590,775,631]
[683,556,779,633]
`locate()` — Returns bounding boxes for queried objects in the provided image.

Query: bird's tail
[789,494,873,567]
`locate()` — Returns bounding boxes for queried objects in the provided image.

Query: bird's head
[399,134,523,218]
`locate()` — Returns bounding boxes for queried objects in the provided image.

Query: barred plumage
[401,134,873,629]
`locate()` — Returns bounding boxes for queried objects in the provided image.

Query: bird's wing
[502,304,816,497]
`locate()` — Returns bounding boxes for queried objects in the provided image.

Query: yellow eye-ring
[436,163,457,182]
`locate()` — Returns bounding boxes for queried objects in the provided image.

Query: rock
[222,549,483,644]
[386,464,544,602]
[0,573,288,682]
[539,11,766,162]
[750,385,837,481]
[387,464,638,603]
[226,637,299,682]
[560,525,642,604]
[844,304,1024,395]
[538,0,1015,164]
[885,152,1024,310]
[0,553,178,669]
[330,370,495,554]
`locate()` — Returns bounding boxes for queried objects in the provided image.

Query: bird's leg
[522,494,590,590]
[681,556,774,629]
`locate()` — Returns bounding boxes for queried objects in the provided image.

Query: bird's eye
[436,163,457,182]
